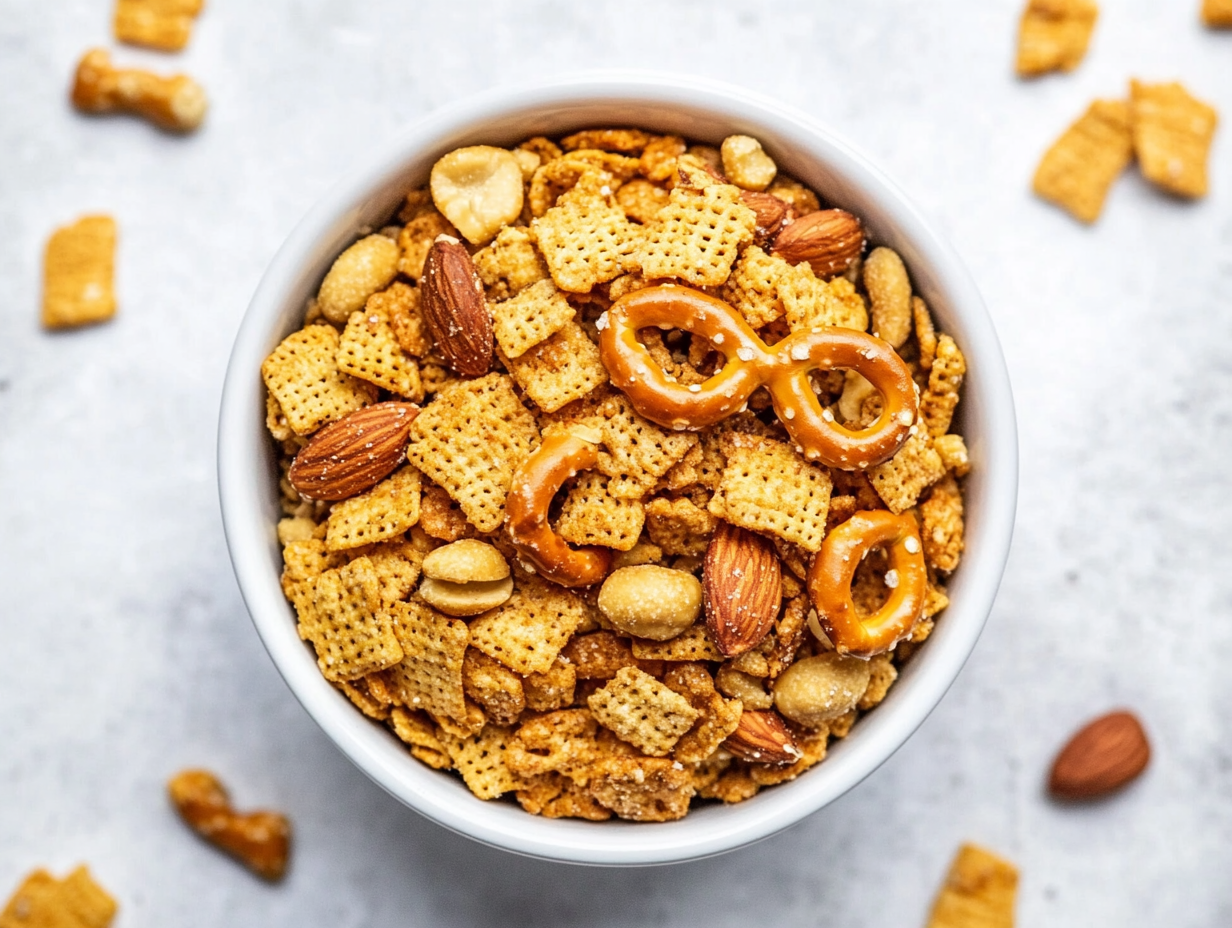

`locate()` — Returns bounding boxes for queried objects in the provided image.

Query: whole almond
[704,522,782,658]
[1048,710,1150,800]
[771,208,865,277]
[419,236,493,376]
[723,709,801,766]
[740,190,792,248]
[287,401,418,501]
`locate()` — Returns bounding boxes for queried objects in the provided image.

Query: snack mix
[262,127,970,822]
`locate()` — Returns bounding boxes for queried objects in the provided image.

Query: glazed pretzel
[505,428,614,588]
[807,510,927,657]
[597,285,918,470]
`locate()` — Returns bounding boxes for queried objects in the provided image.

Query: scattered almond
[703,521,782,657]
[287,401,418,500]
[419,236,494,376]
[1048,709,1150,800]
[771,208,864,278]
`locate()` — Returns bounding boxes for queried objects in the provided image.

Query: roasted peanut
[716,663,773,710]
[597,565,702,640]
[418,539,513,616]
[317,234,401,324]
[772,653,871,728]
[720,135,777,191]
[71,48,207,133]
[430,146,525,245]
[168,769,291,881]
[863,247,913,349]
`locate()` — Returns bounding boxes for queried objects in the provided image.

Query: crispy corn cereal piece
[663,663,744,764]
[505,708,601,778]
[1016,0,1099,76]
[748,725,830,786]
[921,335,966,438]
[914,295,939,374]
[389,706,452,769]
[926,844,1019,928]
[317,234,400,324]
[337,676,391,721]
[766,594,810,679]
[699,763,760,803]
[499,321,608,413]
[439,724,525,800]
[561,128,653,154]
[405,373,539,533]
[387,598,469,722]
[1032,99,1133,223]
[636,183,756,287]
[528,159,613,218]
[277,515,320,545]
[588,666,702,756]
[721,135,777,191]
[556,472,645,552]
[517,773,613,820]
[531,190,643,293]
[398,188,436,223]
[1,866,117,928]
[523,657,577,711]
[921,475,965,573]
[468,577,588,675]
[781,269,869,333]
[587,393,699,499]
[616,179,671,224]
[462,648,526,725]
[281,538,342,624]
[304,557,403,682]
[366,282,432,358]
[261,326,378,436]
[766,176,820,215]
[397,211,459,280]
[639,134,688,182]
[337,309,423,401]
[266,393,295,442]
[721,245,795,328]
[417,484,471,542]
[324,466,421,552]
[934,433,972,476]
[856,654,898,711]
[587,755,696,821]
[431,700,486,739]
[644,496,717,556]
[630,624,724,661]
[472,226,549,302]
[42,215,117,329]
[709,432,833,553]
[561,630,640,679]
[869,428,946,514]
[354,537,423,606]
[1130,80,1219,199]
[114,0,203,51]
[1204,0,1232,26]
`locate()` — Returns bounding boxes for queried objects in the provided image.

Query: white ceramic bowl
[218,72,1017,866]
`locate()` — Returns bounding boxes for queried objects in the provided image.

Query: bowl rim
[218,70,1018,866]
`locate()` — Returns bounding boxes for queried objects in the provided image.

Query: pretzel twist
[807,510,927,657]
[505,429,614,588]
[597,285,918,470]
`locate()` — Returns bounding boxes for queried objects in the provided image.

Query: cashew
[430,146,525,245]
[720,135,777,191]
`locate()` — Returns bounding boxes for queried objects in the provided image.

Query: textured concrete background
[1,1,1230,925]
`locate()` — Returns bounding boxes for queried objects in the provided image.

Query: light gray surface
[0,0,1228,924]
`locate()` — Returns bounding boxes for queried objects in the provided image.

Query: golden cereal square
[1130,80,1219,199]
[468,577,588,675]
[921,334,967,438]
[869,428,946,514]
[531,190,643,293]
[42,215,117,329]
[523,657,577,712]
[388,599,469,722]
[405,373,540,533]
[587,755,695,821]
[337,309,424,401]
[1016,0,1099,76]
[1,866,118,928]
[281,538,342,624]
[561,129,653,154]
[397,211,459,280]
[353,537,423,605]
[462,648,526,725]
[114,0,203,51]
[261,326,378,435]
[266,392,294,442]
[506,708,602,779]
[1204,0,1232,26]
[472,225,549,302]
[781,269,869,333]
[490,278,575,359]
[708,432,833,552]
[587,666,702,757]
[556,472,645,551]
[926,844,1019,928]
[630,624,724,661]
[721,245,794,328]
[368,281,432,358]
[636,183,756,287]
[440,723,525,800]
[305,557,404,682]
[593,394,699,499]
[499,321,608,413]
[920,475,965,573]
[615,178,671,224]
[389,706,452,769]
[1032,99,1134,223]
[325,466,421,552]
[644,496,717,556]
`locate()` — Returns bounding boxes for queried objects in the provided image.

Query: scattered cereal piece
[933,433,971,476]
[925,844,1019,928]
[636,183,756,286]
[417,484,471,541]
[920,475,965,573]
[325,466,421,552]
[561,128,653,154]
[721,245,794,329]
[588,666,702,756]
[41,215,116,329]
[1204,0,1232,26]
[317,234,401,324]
[462,649,526,725]
[856,654,898,711]
[368,282,432,358]
[644,496,717,557]
[523,657,578,711]
[720,135,777,191]
[337,309,424,401]
[468,577,589,675]
[766,176,820,216]
[1032,99,1134,223]
[430,146,525,245]
[561,630,641,679]
[615,179,671,224]
[1130,80,1219,199]
[869,427,946,514]
[517,773,613,820]
[168,769,291,881]
[304,557,403,681]
[499,320,609,413]
[709,432,832,552]
[505,708,602,778]
[1,866,117,928]
[1016,0,1099,76]
[531,189,643,292]
[280,537,341,623]
[781,269,868,333]
[71,48,207,133]
[557,472,646,551]
[664,663,744,764]
[748,725,830,785]
[114,0,204,51]
[387,598,469,722]
[588,392,699,499]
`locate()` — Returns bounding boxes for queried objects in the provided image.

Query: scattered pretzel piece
[42,215,117,329]
[925,843,1019,928]
[807,510,926,657]
[168,769,291,881]
[71,48,207,133]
